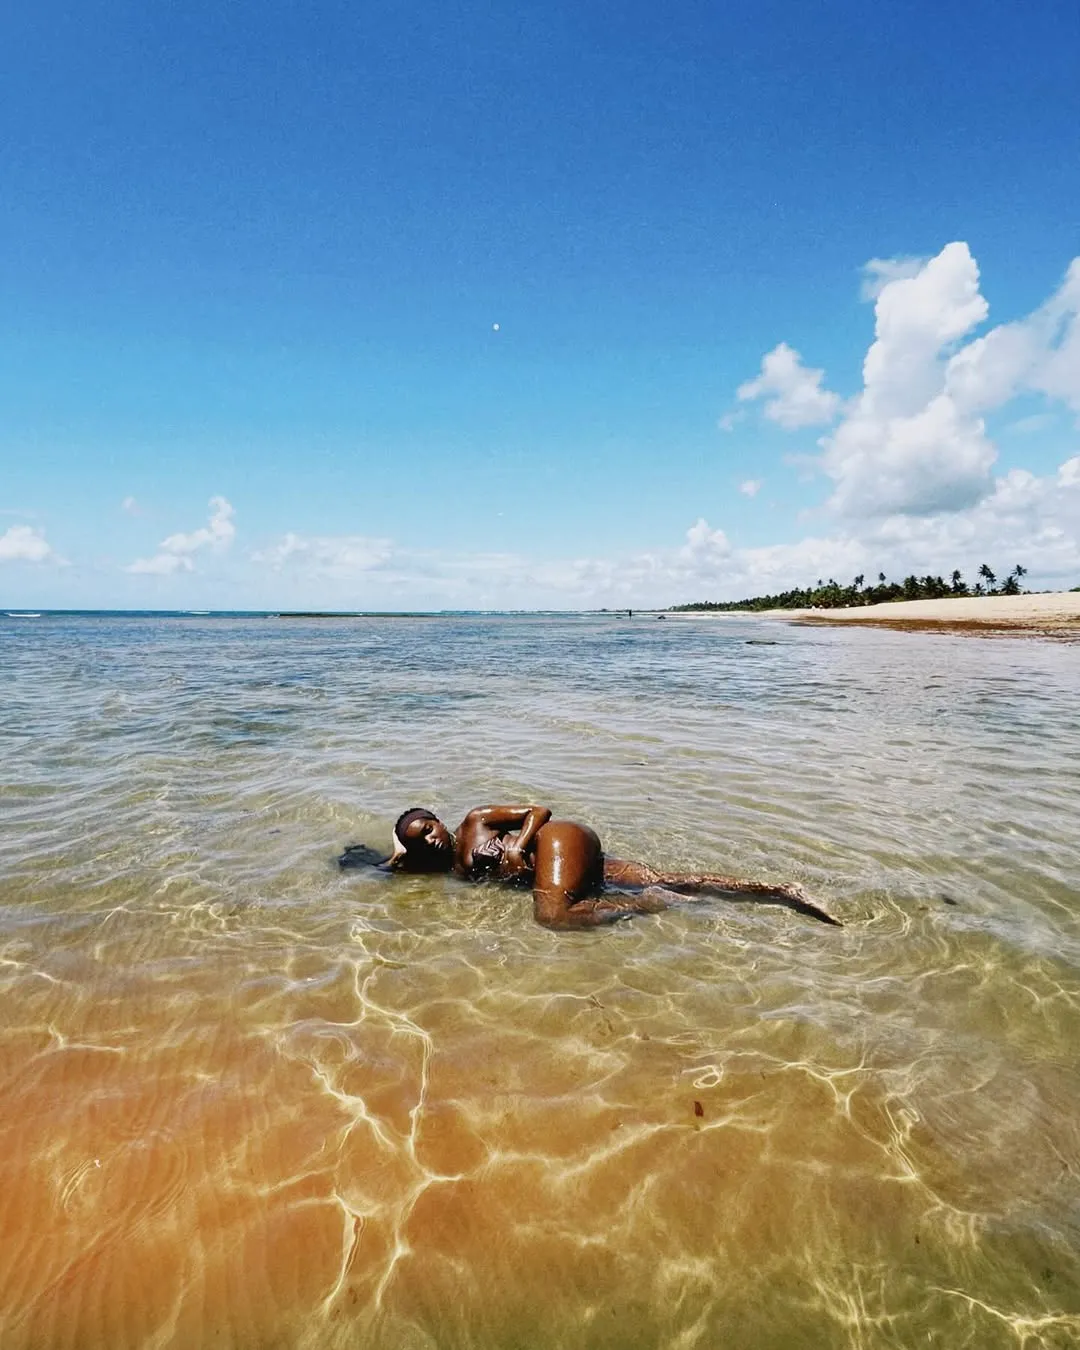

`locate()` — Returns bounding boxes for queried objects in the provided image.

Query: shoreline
[763,591,1080,638]
[664,591,1080,638]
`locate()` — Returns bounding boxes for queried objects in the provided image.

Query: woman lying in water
[341,804,840,929]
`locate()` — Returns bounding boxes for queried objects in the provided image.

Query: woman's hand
[499,838,531,880]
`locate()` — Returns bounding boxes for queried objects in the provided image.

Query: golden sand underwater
[1,613,1079,1348]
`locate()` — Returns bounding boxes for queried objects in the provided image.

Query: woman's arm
[456,805,552,876]
[466,805,551,844]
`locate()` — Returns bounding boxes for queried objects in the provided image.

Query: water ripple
[0,613,1078,1347]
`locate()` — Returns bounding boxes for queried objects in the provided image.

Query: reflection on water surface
[1,613,1079,1348]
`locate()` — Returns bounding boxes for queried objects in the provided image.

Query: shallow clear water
[1,612,1078,1348]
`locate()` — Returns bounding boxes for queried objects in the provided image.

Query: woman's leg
[604,858,841,926]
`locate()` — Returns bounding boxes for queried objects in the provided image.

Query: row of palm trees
[673,564,1028,612]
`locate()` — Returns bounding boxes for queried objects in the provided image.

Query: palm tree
[1001,565,1027,597]
[950,569,964,595]
[978,563,997,594]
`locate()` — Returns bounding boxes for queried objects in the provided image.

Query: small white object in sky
[492,323,500,331]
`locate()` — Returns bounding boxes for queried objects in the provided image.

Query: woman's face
[403,815,453,861]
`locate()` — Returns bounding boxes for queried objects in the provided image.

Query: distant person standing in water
[342,804,839,929]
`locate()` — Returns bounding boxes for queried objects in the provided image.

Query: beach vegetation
[672,563,1030,612]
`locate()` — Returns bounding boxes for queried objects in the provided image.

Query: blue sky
[2,0,1079,608]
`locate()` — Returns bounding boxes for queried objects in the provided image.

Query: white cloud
[826,391,999,517]
[227,442,1080,608]
[682,518,732,562]
[1032,260,1080,414]
[159,496,235,555]
[859,457,1080,585]
[121,496,141,516]
[127,496,235,576]
[657,449,1080,599]
[943,257,1080,419]
[737,243,1078,521]
[737,342,840,429]
[864,243,989,405]
[739,479,762,498]
[821,242,996,517]
[127,552,194,576]
[0,525,55,564]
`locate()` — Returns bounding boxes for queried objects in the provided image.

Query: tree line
[672,564,1028,612]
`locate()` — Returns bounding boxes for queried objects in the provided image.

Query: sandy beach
[761,590,1080,637]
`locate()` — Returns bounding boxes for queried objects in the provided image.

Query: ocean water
[1,612,1078,1349]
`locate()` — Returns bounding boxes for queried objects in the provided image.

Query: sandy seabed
[4,612,1080,1349]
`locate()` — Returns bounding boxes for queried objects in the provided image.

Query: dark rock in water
[746,639,780,645]
[338,843,388,870]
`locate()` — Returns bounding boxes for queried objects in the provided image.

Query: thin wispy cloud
[250,532,394,576]
[1004,413,1057,436]
[860,256,927,301]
